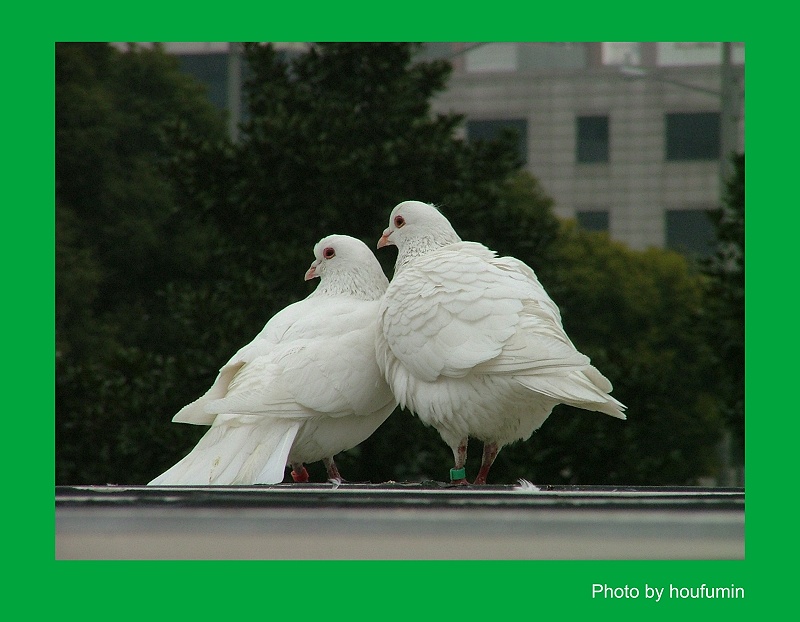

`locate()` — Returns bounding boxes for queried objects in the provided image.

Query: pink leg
[290,463,309,483]
[324,457,343,481]
[473,443,498,485]
[450,438,470,485]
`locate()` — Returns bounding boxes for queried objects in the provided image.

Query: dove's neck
[310,267,388,301]
[394,230,462,274]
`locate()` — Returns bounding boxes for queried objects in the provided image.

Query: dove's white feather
[149,235,396,485]
[376,201,625,475]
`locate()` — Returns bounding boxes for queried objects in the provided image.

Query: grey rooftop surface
[56,482,744,560]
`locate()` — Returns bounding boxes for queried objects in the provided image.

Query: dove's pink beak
[305,260,320,281]
[377,229,392,249]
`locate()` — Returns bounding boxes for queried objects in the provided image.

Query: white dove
[376,201,626,485]
[148,235,396,486]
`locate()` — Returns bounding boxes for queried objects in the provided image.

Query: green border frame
[17,0,790,617]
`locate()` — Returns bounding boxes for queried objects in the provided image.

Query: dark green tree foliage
[57,42,725,485]
[181,43,526,273]
[703,154,745,460]
[56,43,230,483]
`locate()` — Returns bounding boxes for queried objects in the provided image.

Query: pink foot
[325,461,343,482]
[473,443,498,485]
[291,466,310,483]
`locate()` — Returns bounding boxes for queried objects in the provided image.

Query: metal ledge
[56,484,744,560]
[57,483,744,510]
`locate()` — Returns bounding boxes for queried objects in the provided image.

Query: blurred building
[427,42,745,256]
[120,42,745,256]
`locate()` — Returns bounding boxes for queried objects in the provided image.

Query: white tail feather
[148,416,301,485]
[515,372,626,420]
[251,423,301,484]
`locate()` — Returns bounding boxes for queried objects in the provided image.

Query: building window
[465,43,519,72]
[665,209,715,256]
[576,210,609,232]
[665,112,720,161]
[176,53,230,110]
[601,42,642,66]
[576,115,609,163]
[466,118,528,164]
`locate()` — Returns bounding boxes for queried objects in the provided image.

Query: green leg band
[450,467,466,480]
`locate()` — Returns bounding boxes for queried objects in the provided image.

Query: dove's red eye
[394,215,405,228]
[323,247,335,259]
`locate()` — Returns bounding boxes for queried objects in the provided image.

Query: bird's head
[377,201,461,260]
[305,234,388,299]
